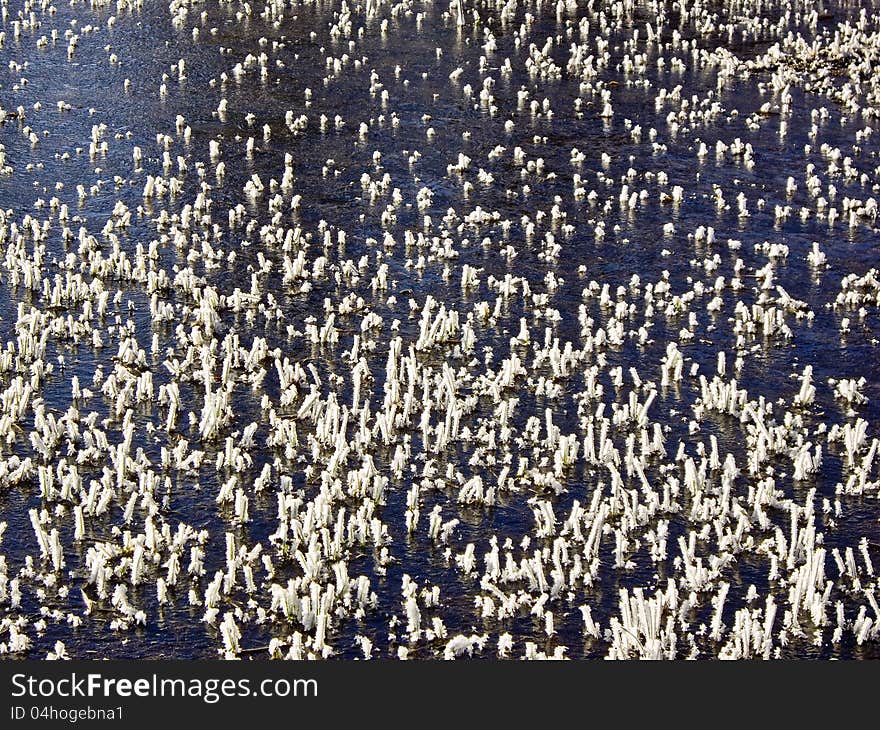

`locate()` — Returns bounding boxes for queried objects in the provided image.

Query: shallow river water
[0,0,879,659]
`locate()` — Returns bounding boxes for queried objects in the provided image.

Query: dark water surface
[0,0,879,659]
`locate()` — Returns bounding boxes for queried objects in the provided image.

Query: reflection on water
[0,0,879,659]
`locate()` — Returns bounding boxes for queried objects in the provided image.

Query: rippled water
[1,0,880,658]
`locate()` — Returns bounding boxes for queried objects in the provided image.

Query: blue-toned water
[0,0,879,659]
